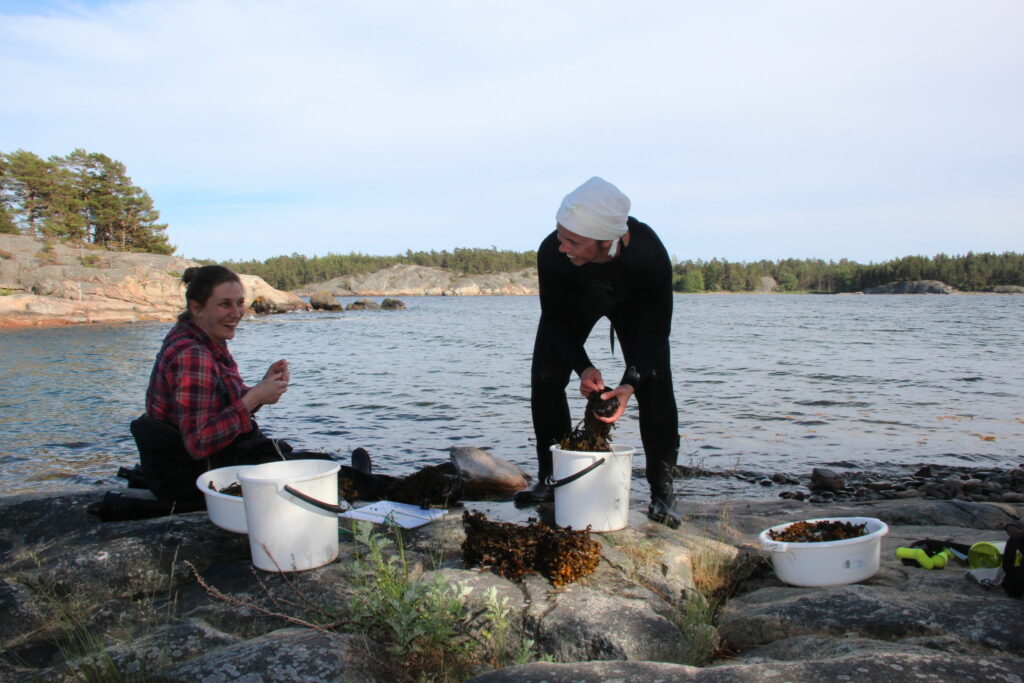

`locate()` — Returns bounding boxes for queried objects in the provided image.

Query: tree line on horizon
[2,149,1019,293]
[672,252,1024,293]
[218,249,1023,293]
[215,248,539,291]
[0,149,172,254]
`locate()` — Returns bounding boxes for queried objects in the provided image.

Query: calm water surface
[1,295,1021,501]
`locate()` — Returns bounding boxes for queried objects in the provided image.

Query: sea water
[1,294,1021,500]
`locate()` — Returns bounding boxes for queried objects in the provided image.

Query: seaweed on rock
[461,511,601,587]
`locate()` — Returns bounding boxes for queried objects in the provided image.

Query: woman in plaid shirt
[132,265,310,507]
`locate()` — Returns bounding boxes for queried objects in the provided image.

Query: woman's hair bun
[182,267,200,284]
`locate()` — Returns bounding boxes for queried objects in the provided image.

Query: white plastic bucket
[237,459,341,572]
[196,465,249,534]
[759,516,889,587]
[548,444,634,532]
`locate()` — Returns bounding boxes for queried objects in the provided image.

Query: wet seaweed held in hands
[461,511,601,587]
[558,388,618,452]
[768,519,868,543]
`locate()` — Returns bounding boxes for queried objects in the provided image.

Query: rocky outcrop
[1,482,1020,681]
[308,290,342,311]
[300,263,539,297]
[380,297,406,310]
[991,285,1024,294]
[347,298,380,311]
[863,280,957,294]
[0,235,309,327]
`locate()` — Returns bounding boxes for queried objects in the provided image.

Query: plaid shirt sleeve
[171,344,252,459]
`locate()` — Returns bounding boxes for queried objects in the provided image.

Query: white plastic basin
[759,516,889,587]
[196,465,249,534]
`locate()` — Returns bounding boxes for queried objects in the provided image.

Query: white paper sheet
[339,500,448,529]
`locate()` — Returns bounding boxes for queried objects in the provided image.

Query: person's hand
[246,376,288,407]
[263,359,290,383]
[244,360,289,410]
[579,367,604,396]
[593,384,635,424]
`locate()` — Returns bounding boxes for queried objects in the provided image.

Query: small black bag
[1003,521,1024,599]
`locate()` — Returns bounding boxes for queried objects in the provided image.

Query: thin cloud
[1,0,1021,262]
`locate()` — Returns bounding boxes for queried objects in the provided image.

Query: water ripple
[1,294,1022,499]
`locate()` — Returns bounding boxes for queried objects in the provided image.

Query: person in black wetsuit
[524,176,681,528]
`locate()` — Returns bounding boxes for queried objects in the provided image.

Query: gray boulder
[309,290,342,311]
[346,298,380,311]
[380,297,406,310]
[810,467,845,492]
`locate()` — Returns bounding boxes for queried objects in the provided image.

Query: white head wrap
[555,176,631,257]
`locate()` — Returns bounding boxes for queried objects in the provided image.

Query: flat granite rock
[1,487,1020,681]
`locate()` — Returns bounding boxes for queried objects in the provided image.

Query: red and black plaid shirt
[145,318,254,459]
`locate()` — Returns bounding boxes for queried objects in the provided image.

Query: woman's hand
[579,367,604,396]
[243,360,290,411]
[263,359,290,383]
[593,384,635,424]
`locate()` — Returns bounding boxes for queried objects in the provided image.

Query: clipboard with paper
[340,500,448,529]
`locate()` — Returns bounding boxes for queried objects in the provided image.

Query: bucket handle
[544,457,606,488]
[282,485,350,514]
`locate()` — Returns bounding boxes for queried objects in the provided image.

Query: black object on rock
[647,492,681,529]
[87,489,202,523]
[351,447,372,475]
[514,482,555,507]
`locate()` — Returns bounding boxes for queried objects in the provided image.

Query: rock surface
[0,234,309,327]
[299,263,539,297]
[863,280,958,294]
[1,482,1020,682]
[309,290,342,311]
[346,298,380,311]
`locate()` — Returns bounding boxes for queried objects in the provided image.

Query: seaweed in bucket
[558,388,619,452]
[769,519,868,543]
[210,481,243,497]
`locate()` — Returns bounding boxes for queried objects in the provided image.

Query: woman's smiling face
[189,280,246,344]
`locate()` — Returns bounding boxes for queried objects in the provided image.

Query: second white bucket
[549,444,635,532]
[237,459,341,572]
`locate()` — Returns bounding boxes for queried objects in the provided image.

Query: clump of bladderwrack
[210,481,242,497]
[768,519,867,543]
[461,511,601,587]
[558,388,618,452]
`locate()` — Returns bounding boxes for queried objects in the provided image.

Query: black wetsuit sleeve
[617,220,674,386]
[536,231,594,376]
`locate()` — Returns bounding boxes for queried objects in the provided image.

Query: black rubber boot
[87,490,197,522]
[513,481,555,507]
[647,490,681,529]
[351,447,372,475]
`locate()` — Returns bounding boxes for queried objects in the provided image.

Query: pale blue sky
[1,0,1021,263]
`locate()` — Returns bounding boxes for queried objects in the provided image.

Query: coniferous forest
[219,250,1023,293]
[2,149,1020,293]
[0,149,172,254]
